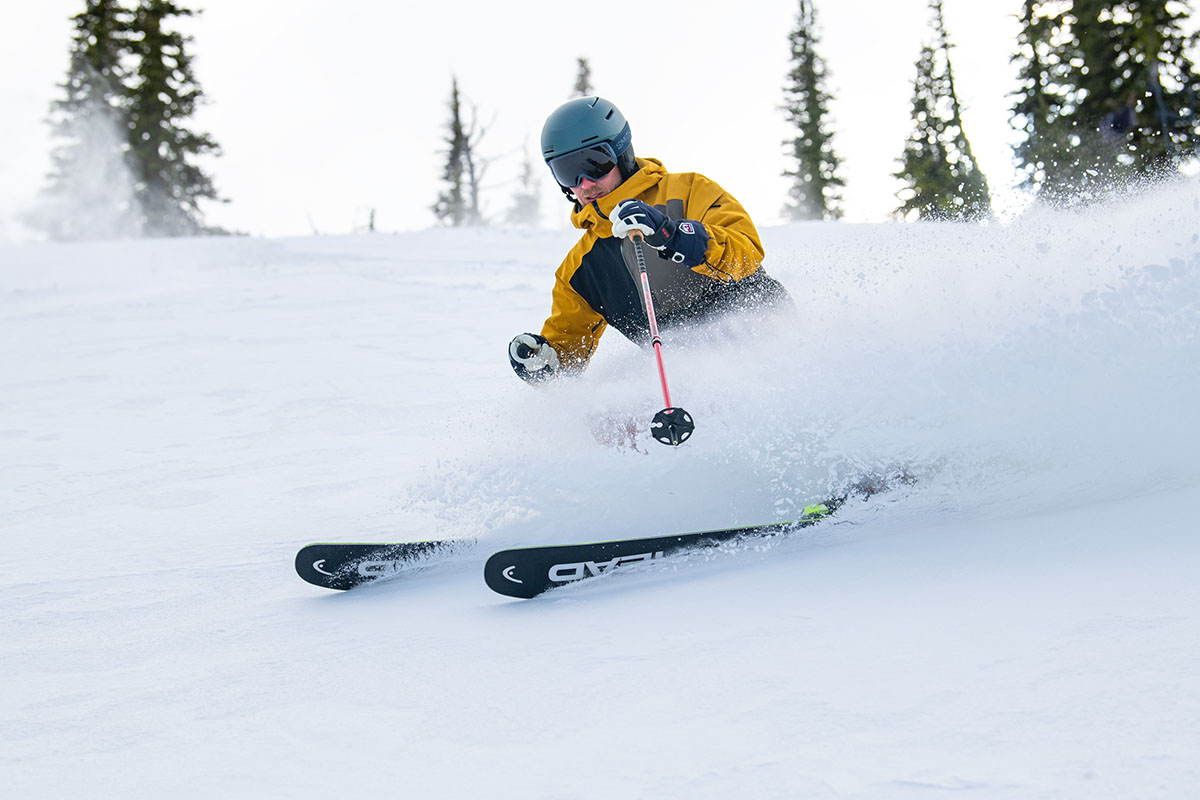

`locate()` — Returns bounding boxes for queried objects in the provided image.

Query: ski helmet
[540,96,637,190]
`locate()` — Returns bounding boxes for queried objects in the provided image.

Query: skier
[509,96,792,384]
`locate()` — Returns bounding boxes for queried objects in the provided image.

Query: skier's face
[572,165,622,205]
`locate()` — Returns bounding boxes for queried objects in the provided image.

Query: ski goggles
[547,143,620,188]
[546,122,632,188]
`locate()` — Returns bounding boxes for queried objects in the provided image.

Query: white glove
[508,333,560,383]
[608,199,670,247]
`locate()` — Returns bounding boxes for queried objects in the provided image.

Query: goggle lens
[547,144,618,188]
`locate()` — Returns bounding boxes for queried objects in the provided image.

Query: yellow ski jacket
[540,158,776,371]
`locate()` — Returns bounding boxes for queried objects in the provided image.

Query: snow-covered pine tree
[894,0,991,220]
[781,0,843,221]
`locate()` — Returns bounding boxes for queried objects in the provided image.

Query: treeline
[783,0,1200,221]
[33,0,1200,240]
[402,0,1200,228]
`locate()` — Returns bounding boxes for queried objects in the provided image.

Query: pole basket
[650,407,695,447]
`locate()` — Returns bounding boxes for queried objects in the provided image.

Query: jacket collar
[570,158,666,234]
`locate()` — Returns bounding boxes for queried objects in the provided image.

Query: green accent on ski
[801,502,832,520]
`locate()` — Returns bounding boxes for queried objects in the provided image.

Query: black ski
[299,474,913,594]
[484,501,841,600]
[295,540,468,590]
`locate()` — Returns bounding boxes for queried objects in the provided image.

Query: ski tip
[483,551,547,600]
[295,545,352,590]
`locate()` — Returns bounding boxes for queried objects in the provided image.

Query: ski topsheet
[295,540,467,590]
[297,473,912,594]
[483,505,838,600]
[295,508,832,594]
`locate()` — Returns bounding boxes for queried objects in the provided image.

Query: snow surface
[3,182,1199,798]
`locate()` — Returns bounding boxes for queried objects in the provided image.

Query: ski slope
[3,181,1199,798]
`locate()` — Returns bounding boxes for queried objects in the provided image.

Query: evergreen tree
[894,0,991,220]
[1010,0,1073,195]
[32,0,140,240]
[573,58,594,97]
[125,0,222,236]
[1133,1,1200,165]
[433,76,486,226]
[505,144,541,226]
[781,0,843,221]
[1011,1,1200,201]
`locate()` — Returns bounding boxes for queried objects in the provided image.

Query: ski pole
[629,230,695,446]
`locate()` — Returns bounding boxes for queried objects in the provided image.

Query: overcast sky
[2,0,1032,240]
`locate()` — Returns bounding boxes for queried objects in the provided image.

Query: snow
[3,181,1199,798]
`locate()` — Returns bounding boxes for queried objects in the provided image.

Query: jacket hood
[570,158,666,234]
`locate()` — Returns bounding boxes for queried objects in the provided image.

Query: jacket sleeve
[539,251,607,373]
[687,177,765,283]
